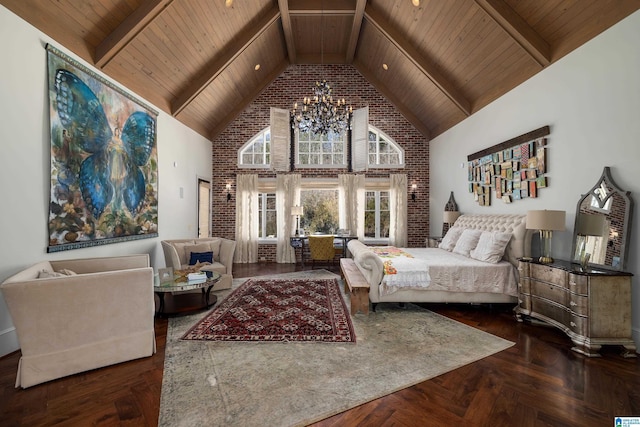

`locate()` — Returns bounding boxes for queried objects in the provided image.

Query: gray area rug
[159,270,514,427]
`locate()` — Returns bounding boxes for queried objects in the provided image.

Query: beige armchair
[0,254,156,388]
[161,237,236,290]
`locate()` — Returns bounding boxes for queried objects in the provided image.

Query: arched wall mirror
[571,167,634,271]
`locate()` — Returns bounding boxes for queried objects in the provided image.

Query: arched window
[238,124,404,169]
[368,126,404,168]
[238,128,270,168]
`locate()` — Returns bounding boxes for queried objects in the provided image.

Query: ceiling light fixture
[412,0,420,6]
[382,63,389,70]
[291,1,351,136]
[225,0,233,8]
[254,64,260,71]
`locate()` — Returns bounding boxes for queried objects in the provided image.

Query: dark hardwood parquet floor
[1,262,638,426]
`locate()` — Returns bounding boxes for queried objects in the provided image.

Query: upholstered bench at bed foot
[340,258,370,315]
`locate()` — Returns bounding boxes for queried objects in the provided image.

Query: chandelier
[292,80,352,136]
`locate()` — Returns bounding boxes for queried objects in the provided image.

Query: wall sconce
[226,183,231,202]
[526,210,566,263]
[411,184,417,201]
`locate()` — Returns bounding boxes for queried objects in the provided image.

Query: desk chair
[308,235,337,269]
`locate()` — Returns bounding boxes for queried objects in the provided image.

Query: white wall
[430,10,640,347]
[0,6,212,356]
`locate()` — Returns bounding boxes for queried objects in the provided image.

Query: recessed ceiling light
[412,0,420,6]
[225,0,233,8]
[382,63,388,70]
[254,64,261,71]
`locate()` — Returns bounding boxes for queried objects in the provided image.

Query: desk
[290,235,358,267]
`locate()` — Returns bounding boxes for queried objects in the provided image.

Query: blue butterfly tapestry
[47,46,158,252]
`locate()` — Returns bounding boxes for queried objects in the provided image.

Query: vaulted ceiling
[2,0,638,140]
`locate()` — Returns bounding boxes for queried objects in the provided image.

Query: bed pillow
[438,227,465,251]
[452,229,483,257]
[470,231,513,263]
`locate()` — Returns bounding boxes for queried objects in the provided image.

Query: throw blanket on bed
[370,246,432,295]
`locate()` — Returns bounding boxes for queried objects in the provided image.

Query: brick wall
[211,64,429,261]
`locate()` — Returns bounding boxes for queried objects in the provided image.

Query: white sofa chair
[161,237,236,291]
[0,254,156,388]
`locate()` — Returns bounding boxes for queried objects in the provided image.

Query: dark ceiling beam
[364,6,471,117]
[95,0,174,69]
[172,7,280,117]
[278,0,297,63]
[345,0,366,63]
[354,60,432,140]
[474,0,550,67]
[288,0,355,16]
[210,60,289,140]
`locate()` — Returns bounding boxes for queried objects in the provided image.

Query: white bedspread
[377,247,518,297]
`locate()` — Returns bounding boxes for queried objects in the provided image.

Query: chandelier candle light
[292,80,352,135]
[291,1,351,136]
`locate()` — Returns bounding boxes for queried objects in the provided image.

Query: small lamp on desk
[291,205,303,236]
[526,210,566,263]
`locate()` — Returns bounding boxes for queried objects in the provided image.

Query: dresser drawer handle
[570,321,577,327]
[569,281,576,286]
[570,301,577,306]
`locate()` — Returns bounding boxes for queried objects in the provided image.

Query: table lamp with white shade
[443,210,461,226]
[291,205,303,236]
[526,210,566,263]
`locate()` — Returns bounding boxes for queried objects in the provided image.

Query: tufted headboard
[451,214,529,266]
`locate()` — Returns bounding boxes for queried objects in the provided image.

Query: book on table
[187,272,207,283]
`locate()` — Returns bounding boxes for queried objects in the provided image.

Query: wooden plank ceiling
[2,0,638,140]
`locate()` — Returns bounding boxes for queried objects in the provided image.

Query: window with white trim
[364,190,390,239]
[238,128,270,167]
[254,178,393,244]
[368,127,404,167]
[297,130,345,166]
[238,123,404,169]
[258,192,277,238]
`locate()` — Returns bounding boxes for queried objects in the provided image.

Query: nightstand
[426,236,442,248]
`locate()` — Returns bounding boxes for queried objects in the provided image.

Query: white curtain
[234,174,259,263]
[389,174,408,247]
[276,174,301,263]
[338,174,365,239]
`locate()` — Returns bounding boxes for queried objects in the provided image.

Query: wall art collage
[467,132,549,206]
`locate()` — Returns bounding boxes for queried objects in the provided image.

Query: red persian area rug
[181,278,356,343]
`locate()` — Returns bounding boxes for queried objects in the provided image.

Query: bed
[346,214,530,307]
